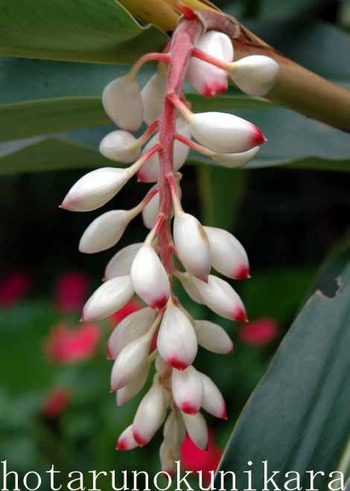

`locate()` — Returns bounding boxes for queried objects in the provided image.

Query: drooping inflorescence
[60,7,279,475]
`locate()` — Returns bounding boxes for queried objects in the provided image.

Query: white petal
[199,373,227,419]
[99,130,141,163]
[82,275,134,322]
[61,167,130,212]
[204,226,250,280]
[110,333,151,390]
[172,366,203,415]
[130,245,170,309]
[192,275,247,322]
[138,119,191,183]
[213,146,260,168]
[188,31,233,97]
[194,320,233,354]
[230,55,279,97]
[79,210,131,254]
[107,307,157,359]
[133,385,166,446]
[116,425,139,451]
[173,212,210,281]
[105,243,143,280]
[189,112,265,154]
[141,72,167,125]
[116,363,150,406]
[142,193,159,230]
[102,75,143,131]
[182,412,208,450]
[157,304,197,369]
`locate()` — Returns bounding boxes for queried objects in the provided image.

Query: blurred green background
[0,0,350,489]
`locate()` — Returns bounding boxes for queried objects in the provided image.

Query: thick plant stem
[157,19,203,277]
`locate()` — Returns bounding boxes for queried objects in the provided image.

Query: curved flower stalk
[61,6,278,474]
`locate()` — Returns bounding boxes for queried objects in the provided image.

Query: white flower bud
[137,119,191,182]
[157,304,197,370]
[107,307,157,359]
[141,71,167,125]
[130,245,170,309]
[99,130,141,163]
[213,146,260,168]
[142,193,159,230]
[116,362,150,406]
[189,112,266,154]
[163,411,186,448]
[199,373,227,419]
[79,210,131,254]
[230,55,279,97]
[160,412,185,474]
[133,384,166,446]
[110,332,151,391]
[60,167,130,212]
[178,273,204,304]
[116,425,139,451]
[173,212,211,281]
[160,440,178,476]
[194,320,233,354]
[204,226,250,280]
[82,276,134,322]
[102,75,143,131]
[105,243,143,280]
[182,412,208,450]
[192,275,247,322]
[188,31,233,97]
[172,366,203,415]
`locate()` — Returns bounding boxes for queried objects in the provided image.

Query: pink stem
[131,53,170,76]
[175,133,213,155]
[192,47,230,71]
[157,19,203,278]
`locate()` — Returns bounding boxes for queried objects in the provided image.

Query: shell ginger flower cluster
[60,8,279,475]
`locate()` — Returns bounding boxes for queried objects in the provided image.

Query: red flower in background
[54,272,90,313]
[44,323,101,364]
[42,387,72,418]
[181,431,222,484]
[238,317,280,345]
[0,270,31,307]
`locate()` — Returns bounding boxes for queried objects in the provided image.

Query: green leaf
[0,98,109,142]
[0,137,108,175]
[0,0,167,63]
[196,165,247,230]
[216,258,350,489]
[0,94,267,143]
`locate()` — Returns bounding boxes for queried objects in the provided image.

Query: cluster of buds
[60,7,278,475]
